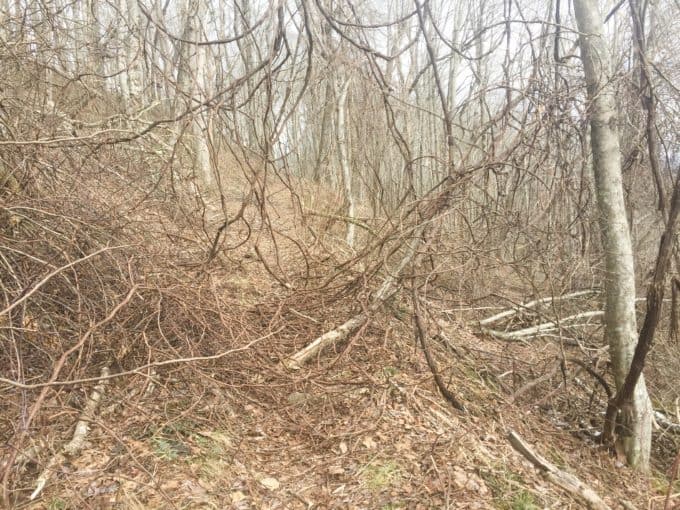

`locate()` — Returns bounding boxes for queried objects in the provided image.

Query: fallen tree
[482,311,604,340]
[30,367,110,501]
[478,290,599,327]
[508,429,614,510]
[285,176,462,369]
[285,220,426,368]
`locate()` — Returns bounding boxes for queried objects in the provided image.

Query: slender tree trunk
[125,0,144,99]
[446,2,465,116]
[313,79,334,182]
[176,0,213,193]
[234,0,257,147]
[87,0,104,79]
[573,0,652,471]
[151,0,171,101]
[628,0,665,213]
[336,79,355,248]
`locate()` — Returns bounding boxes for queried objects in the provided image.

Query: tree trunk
[336,79,356,248]
[176,0,213,193]
[573,0,652,470]
[125,0,144,100]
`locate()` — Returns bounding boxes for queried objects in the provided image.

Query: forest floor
[21,313,669,510]
[7,174,680,510]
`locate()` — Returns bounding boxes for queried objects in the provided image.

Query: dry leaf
[230,491,247,503]
[259,477,280,490]
[452,468,489,496]
[362,436,377,449]
[196,430,232,447]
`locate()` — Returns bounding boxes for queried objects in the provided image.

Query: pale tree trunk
[176,0,213,193]
[0,0,10,39]
[151,0,171,101]
[312,79,334,182]
[473,0,488,162]
[33,0,57,107]
[336,79,356,248]
[234,0,257,147]
[115,0,130,99]
[446,1,466,115]
[312,19,335,184]
[125,0,144,99]
[573,0,652,471]
[87,0,104,79]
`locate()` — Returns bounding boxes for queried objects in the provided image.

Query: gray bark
[175,0,213,192]
[573,0,652,470]
[336,79,356,248]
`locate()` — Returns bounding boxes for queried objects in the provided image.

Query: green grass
[379,503,405,510]
[508,491,540,510]
[151,437,191,460]
[382,366,399,378]
[47,498,68,510]
[191,429,234,485]
[362,460,401,490]
[478,467,542,510]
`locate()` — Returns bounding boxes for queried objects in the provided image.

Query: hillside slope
[2,172,674,510]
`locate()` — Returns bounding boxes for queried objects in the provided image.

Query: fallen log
[286,314,368,368]
[483,311,603,340]
[507,429,612,510]
[30,367,110,501]
[655,411,680,433]
[285,168,474,369]
[478,290,598,326]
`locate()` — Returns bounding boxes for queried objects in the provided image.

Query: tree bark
[175,0,213,192]
[508,429,612,510]
[573,0,652,470]
[336,79,356,248]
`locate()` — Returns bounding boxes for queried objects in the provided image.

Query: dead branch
[285,221,429,368]
[285,314,368,368]
[509,360,561,404]
[0,327,283,390]
[412,285,466,412]
[654,411,680,434]
[1,285,138,497]
[0,246,127,319]
[603,174,680,446]
[507,429,612,510]
[566,357,612,399]
[478,290,598,327]
[664,447,680,510]
[482,311,603,340]
[30,366,110,501]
